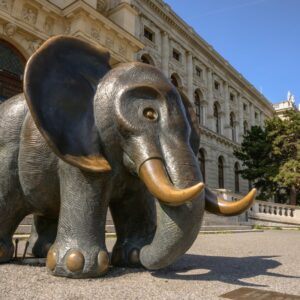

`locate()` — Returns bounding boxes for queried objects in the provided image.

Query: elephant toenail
[129,248,140,265]
[46,247,58,271]
[65,250,85,273]
[97,250,109,274]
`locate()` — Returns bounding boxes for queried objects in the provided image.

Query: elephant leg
[110,184,156,267]
[47,161,110,278]
[0,205,27,263]
[28,215,58,258]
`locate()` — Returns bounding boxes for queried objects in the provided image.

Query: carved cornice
[199,126,241,149]
[0,0,144,62]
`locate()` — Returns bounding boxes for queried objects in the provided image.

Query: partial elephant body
[0,36,255,278]
[0,94,157,275]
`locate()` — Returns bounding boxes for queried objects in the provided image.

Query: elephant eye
[143,107,158,121]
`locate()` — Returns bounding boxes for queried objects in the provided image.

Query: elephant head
[24,36,255,273]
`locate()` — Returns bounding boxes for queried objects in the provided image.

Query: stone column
[223,81,230,138]
[260,112,265,126]
[249,103,254,127]
[186,51,193,102]
[161,31,169,77]
[238,93,244,142]
[206,67,214,130]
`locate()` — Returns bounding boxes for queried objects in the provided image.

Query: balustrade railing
[213,189,300,226]
[248,200,300,225]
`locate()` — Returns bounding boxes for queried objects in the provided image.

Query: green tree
[266,111,300,205]
[234,110,300,205]
[233,126,278,201]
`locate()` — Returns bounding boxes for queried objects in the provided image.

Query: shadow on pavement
[6,253,300,286]
[151,254,300,287]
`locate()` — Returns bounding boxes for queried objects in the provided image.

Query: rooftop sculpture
[0,36,256,278]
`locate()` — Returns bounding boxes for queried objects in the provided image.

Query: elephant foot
[46,244,109,278]
[0,240,14,263]
[28,215,58,258]
[28,240,53,258]
[111,241,143,267]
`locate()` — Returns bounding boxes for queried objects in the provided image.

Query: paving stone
[1,231,299,299]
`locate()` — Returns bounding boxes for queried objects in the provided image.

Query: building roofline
[140,0,274,112]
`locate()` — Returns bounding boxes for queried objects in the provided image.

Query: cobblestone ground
[0,230,299,300]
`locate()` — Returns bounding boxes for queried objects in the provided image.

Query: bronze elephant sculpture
[0,36,256,278]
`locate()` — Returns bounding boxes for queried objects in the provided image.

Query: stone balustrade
[248,200,300,225]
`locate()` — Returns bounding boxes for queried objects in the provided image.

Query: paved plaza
[0,230,299,300]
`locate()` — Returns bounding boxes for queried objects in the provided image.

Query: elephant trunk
[139,146,205,270]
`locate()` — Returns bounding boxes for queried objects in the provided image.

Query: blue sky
[164,0,300,107]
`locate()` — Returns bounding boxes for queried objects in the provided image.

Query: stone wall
[0,0,275,195]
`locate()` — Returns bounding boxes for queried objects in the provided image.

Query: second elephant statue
[0,36,256,278]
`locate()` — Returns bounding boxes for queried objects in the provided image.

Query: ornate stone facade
[273,91,299,120]
[0,0,274,195]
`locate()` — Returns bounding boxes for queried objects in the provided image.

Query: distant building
[0,0,275,195]
[273,91,299,119]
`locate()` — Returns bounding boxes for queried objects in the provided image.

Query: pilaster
[161,31,169,77]
[206,67,214,130]
[223,81,231,139]
[186,51,193,103]
[238,93,244,142]
[249,103,254,126]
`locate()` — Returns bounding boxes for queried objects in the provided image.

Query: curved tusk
[205,188,256,216]
[139,158,204,206]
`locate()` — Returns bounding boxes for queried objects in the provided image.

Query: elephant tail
[205,187,256,216]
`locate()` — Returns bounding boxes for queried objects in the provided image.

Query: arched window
[213,102,221,134]
[198,149,206,182]
[243,120,248,134]
[170,73,179,88]
[234,162,240,193]
[0,40,25,102]
[194,90,204,125]
[140,54,154,66]
[218,156,224,188]
[230,112,236,142]
[194,91,200,124]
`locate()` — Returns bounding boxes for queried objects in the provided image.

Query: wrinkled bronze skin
[0,36,255,278]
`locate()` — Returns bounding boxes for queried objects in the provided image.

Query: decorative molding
[199,126,241,149]
[22,5,38,25]
[105,36,114,48]
[118,43,127,57]
[0,0,9,12]
[27,38,42,53]
[140,0,274,112]
[4,23,16,36]
[91,27,101,41]
[44,16,54,35]
[64,21,71,34]
[96,0,108,13]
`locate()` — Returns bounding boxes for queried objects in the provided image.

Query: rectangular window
[230,93,235,101]
[172,49,181,61]
[196,67,202,78]
[255,112,258,119]
[144,27,154,42]
[243,103,247,111]
[214,81,220,90]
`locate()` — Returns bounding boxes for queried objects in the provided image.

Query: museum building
[0,0,275,196]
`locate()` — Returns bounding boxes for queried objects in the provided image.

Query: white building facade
[0,0,275,195]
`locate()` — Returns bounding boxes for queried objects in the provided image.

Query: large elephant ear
[24,36,112,172]
[178,90,200,154]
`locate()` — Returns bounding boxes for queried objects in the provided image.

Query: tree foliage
[234,110,300,205]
